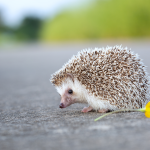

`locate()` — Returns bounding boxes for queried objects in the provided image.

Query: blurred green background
[0,0,150,44]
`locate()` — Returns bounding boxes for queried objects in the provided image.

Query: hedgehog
[50,46,150,113]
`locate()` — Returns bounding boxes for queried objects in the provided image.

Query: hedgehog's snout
[59,103,65,108]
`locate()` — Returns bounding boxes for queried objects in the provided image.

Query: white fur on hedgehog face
[56,78,88,108]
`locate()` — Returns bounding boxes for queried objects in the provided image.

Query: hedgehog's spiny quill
[50,46,150,112]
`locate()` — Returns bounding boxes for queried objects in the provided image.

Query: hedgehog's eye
[68,89,73,94]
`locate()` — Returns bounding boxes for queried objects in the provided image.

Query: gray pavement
[0,40,150,150]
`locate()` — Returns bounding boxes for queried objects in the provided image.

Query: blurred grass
[40,0,150,41]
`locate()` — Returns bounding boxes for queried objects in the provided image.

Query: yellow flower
[144,101,150,118]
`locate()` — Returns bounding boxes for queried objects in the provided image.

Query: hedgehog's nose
[59,103,64,108]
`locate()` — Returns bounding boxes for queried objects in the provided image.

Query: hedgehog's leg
[81,106,93,113]
[98,109,109,113]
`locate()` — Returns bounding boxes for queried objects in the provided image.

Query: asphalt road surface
[0,40,150,150]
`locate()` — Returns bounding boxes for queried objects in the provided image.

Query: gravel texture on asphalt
[0,41,150,150]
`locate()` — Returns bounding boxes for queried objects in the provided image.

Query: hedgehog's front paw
[98,109,109,113]
[81,106,93,113]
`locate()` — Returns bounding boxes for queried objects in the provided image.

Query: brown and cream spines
[51,46,150,109]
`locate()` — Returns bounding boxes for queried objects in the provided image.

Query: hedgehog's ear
[66,73,74,82]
